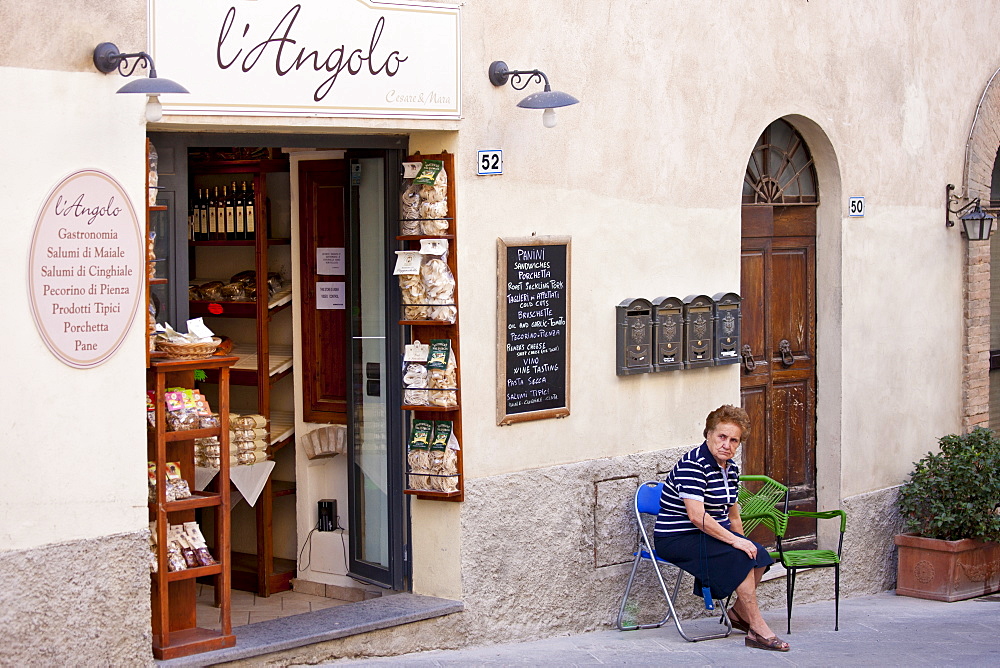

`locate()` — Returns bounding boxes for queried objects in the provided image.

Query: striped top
[654,442,739,536]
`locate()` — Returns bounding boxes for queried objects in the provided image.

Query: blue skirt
[654,531,773,600]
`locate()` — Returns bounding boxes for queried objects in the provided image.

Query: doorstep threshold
[156,593,463,667]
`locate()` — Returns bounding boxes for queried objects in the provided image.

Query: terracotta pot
[894,533,1000,601]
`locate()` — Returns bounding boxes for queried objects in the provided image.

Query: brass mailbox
[683,294,715,369]
[616,298,654,375]
[651,296,684,372]
[712,292,741,366]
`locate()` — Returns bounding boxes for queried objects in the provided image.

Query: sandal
[726,608,751,634]
[745,629,790,652]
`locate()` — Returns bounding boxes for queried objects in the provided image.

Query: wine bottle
[197,188,209,241]
[222,186,234,240]
[235,181,247,240]
[245,180,256,241]
[216,186,227,240]
[208,186,219,240]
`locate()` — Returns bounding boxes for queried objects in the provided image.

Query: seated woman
[654,404,789,652]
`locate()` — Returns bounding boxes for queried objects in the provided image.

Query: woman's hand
[731,536,758,559]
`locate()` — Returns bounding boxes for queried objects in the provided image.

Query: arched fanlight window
[743,119,818,205]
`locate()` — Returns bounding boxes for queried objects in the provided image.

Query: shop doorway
[150,133,408,599]
[740,119,819,548]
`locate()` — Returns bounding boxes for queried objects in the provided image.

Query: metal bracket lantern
[93,42,188,122]
[488,61,579,128]
[946,183,995,241]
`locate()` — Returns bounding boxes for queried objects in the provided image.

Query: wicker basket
[155,337,221,360]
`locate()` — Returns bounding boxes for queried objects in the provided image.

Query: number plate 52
[478,150,502,175]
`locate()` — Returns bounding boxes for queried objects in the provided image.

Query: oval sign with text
[28,170,142,368]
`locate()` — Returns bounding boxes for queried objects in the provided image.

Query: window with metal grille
[743,119,818,205]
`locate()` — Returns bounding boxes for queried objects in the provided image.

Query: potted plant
[894,426,1000,601]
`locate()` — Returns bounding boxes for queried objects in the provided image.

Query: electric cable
[297,522,319,572]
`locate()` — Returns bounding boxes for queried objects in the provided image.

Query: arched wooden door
[740,119,818,548]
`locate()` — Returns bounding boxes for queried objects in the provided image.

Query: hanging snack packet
[395,250,427,320]
[420,239,456,324]
[400,178,422,234]
[402,340,431,406]
[407,420,433,490]
[428,421,452,491]
[441,425,461,493]
[414,159,449,232]
[427,340,458,408]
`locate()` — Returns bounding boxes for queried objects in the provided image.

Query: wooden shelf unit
[189,155,296,597]
[148,355,238,660]
[401,153,464,503]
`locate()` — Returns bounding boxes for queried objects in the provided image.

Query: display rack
[401,152,464,502]
[188,154,295,596]
[148,355,237,660]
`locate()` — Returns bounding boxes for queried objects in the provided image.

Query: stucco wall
[0,532,152,666]
[405,0,992,600]
[0,2,150,662]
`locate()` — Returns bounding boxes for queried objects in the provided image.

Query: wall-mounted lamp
[488,61,579,128]
[947,183,995,241]
[93,42,188,123]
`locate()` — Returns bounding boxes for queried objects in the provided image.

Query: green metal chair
[737,474,847,633]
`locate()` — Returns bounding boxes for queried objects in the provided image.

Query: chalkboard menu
[497,236,571,425]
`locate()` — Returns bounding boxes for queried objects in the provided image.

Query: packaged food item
[402,361,429,406]
[427,421,450,491]
[416,161,449,234]
[165,462,192,500]
[199,281,225,301]
[420,240,456,324]
[400,179,422,234]
[406,420,433,490]
[230,414,267,429]
[166,534,188,572]
[146,391,156,427]
[427,341,458,408]
[148,524,159,573]
[433,421,461,493]
[200,413,221,429]
[172,526,200,569]
[220,282,247,301]
[183,522,218,566]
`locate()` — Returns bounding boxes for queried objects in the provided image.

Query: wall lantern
[93,42,189,123]
[946,183,995,241]
[488,61,579,128]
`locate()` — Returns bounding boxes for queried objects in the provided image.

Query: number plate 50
[849,196,865,217]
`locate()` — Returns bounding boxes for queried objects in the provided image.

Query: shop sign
[27,170,143,369]
[151,0,461,120]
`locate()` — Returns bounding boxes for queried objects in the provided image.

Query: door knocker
[778,339,794,367]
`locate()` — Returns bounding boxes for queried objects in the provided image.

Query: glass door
[346,153,407,589]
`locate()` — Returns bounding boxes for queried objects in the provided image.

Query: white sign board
[849,196,865,217]
[27,170,143,368]
[317,281,346,309]
[317,247,345,275]
[151,0,461,119]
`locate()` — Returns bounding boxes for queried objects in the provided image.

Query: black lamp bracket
[94,42,158,78]
[947,183,980,227]
[489,61,552,91]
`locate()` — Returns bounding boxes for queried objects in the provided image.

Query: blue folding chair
[616,481,733,641]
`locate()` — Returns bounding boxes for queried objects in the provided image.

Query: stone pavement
[321,591,1000,666]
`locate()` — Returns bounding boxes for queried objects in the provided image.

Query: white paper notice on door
[317,282,346,309]
[317,247,346,275]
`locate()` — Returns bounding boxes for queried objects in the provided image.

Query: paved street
[324,591,1000,666]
